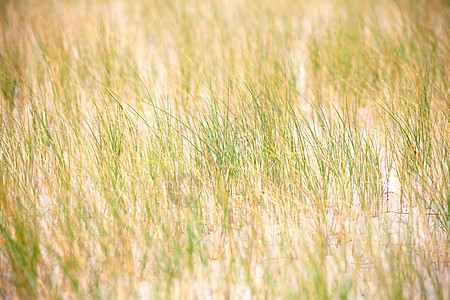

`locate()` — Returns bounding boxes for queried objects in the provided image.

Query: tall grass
[0,0,449,298]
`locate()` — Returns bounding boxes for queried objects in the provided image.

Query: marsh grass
[0,0,449,298]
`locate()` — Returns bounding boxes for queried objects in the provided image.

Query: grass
[0,0,449,298]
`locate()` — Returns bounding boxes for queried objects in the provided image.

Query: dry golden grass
[0,0,449,299]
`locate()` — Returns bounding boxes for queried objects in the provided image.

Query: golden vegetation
[0,0,449,298]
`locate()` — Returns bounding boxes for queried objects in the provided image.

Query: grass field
[0,0,449,299]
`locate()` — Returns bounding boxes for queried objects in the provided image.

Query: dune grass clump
[0,0,448,298]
